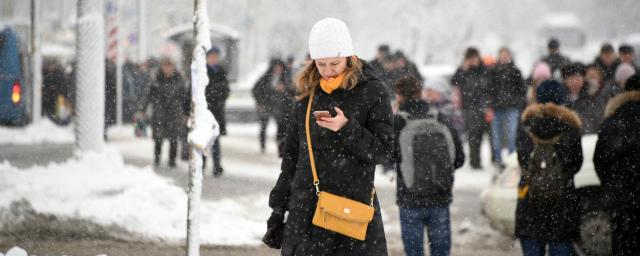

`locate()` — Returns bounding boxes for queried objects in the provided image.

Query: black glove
[262,210,285,249]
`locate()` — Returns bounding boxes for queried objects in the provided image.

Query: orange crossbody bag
[305,89,375,241]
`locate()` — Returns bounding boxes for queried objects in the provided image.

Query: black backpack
[525,133,568,206]
[397,110,455,196]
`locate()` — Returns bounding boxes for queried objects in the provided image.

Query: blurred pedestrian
[370,44,390,76]
[451,47,490,169]
[204,47,230,177]
[618,44,637,71]
[526,62,552,105]
[594,74,640,256]
[593,43,620,84]
[516,80,582,256]
[393,76,464,256]
[614,63,637,95]
[541,38,571,79]
[394,50,423,83]
[422,77,464,136]
[263,17,392,255]
[143,57,188,168]
[252,58,292,154]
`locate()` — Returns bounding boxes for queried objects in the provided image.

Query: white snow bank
[3,247,27,256]
[0,146,268,245]
[0,119,73,145]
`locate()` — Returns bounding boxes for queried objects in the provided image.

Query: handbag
[304,88,375,241]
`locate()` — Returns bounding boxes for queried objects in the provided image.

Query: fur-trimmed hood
[604,91,640,118]
[521,103,582,141]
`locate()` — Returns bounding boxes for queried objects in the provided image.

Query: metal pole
[115,0,123,125]
[31,0,42,123]
[75,0,105,152]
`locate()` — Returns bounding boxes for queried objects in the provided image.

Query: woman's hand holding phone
[315,107,348,132]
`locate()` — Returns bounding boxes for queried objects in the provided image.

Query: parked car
[0,26,30,126]
[482,135,611,256]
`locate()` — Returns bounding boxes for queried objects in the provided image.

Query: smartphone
[312,110,331,119]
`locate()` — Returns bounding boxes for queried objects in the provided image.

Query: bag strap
[304,88,376,207]
[305,88,321,195]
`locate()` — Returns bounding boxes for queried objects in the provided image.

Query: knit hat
[536,80,567,105]
[625,74,640,91]
[615,63,636,82]
[532,62,552,81]
[308,18,354,59]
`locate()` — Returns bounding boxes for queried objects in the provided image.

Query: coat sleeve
[336,82,394,165]
[516,122,533,169]
[268,105,300,212]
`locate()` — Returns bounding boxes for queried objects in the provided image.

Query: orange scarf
[319,73,346,94]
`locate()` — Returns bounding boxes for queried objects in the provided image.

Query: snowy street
[1,123,518,255]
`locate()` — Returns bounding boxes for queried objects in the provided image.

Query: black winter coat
[393,100,465,208]
[451,66,489,111]
[541,53,570,77]
[593,57,620,83]
[252,70,295,120]
[594,91,640,208]
[147,71,188,139]
[515,103,583,241]
[205,64,230,134]
[488,63,526,110]
[268,62,393,256]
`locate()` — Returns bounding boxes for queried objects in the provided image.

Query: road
[0,124,519,255]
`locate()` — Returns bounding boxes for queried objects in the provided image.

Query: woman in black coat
[593,74,640,256]
[515,80,583,255]
[145,58,188,167]
[263,18,393,256]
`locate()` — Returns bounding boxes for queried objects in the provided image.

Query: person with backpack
[393,76,465,256]
[515,80,583,256]
[594,74,640,256]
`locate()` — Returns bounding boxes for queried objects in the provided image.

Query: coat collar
[522,103,582,129]
[604,91,640,118]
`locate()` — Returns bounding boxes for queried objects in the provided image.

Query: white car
[481,135,611,256]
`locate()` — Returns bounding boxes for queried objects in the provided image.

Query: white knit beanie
[308,18,354,59]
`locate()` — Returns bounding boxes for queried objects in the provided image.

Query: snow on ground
[1,246,27,256]
[0,146,269,245]
[0,119,73,145]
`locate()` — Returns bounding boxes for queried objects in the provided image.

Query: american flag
[106,1,118,61]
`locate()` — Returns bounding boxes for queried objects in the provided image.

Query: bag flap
[317,192,374,223]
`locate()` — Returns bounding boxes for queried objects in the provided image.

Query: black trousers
[463,110,489,167]
[210,137,222,170]
[154,137,178,164]
[258,111,271,151]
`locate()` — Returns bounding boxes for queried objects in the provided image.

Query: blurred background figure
[251,58,293,155]
[451,47,489,170]
[526,62,552,105]
[540,38,571,79]
[614,63,637,95]
[487,47,525,169]
[204,47,230,177]
[618,44,637,71]
[593,43,620,85]
[142,57,188,168]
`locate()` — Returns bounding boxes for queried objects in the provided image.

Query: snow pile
[2,247,27,256]
[0,146,268,245]
[0,119,73,145]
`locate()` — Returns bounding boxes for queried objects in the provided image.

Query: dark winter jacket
[251,69,295,120]
[393,100,464,208]
[594,91,640,208]
[451,65,489,111]
[515,103,583,241]
[488,63,526,110]
[268,61,393,256]
[541,52,570,77]
[566,81,613,134]
[205,64,230,134]
[593,57,620,83]
[147,71,188,139]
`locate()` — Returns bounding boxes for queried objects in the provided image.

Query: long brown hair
[295,56,363,100]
